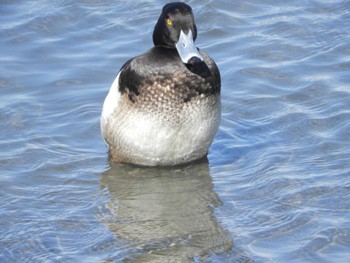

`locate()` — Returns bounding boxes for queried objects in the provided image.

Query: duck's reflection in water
[100,159,233,262]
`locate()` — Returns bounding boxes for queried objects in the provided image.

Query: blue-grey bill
[175,29,204,64]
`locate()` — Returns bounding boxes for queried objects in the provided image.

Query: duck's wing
[117,56,144,103]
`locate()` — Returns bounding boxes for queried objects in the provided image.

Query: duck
[101,2,221,166]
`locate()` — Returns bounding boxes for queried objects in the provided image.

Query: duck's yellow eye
[166,19,173,26]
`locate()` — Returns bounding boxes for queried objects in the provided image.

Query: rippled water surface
[1,0,350,262]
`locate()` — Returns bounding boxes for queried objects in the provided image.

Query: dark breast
[118,46,220,111]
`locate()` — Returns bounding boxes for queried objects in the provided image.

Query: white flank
[100,71,121,143]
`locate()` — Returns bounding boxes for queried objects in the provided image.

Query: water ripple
[1,0,350,262]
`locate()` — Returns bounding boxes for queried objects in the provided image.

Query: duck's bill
[175,29,204,64]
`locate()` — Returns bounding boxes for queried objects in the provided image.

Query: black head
[153,2,197,48]
[152,2,211,78]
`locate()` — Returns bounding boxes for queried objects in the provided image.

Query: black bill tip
[185,56,212,78]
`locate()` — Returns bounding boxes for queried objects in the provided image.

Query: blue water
[1,0,350,262]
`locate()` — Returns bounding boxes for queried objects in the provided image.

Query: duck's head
[153,2,203,65]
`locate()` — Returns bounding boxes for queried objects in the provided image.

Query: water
[1,0,350,262]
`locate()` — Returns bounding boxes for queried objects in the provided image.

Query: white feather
[100,72,121,144]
